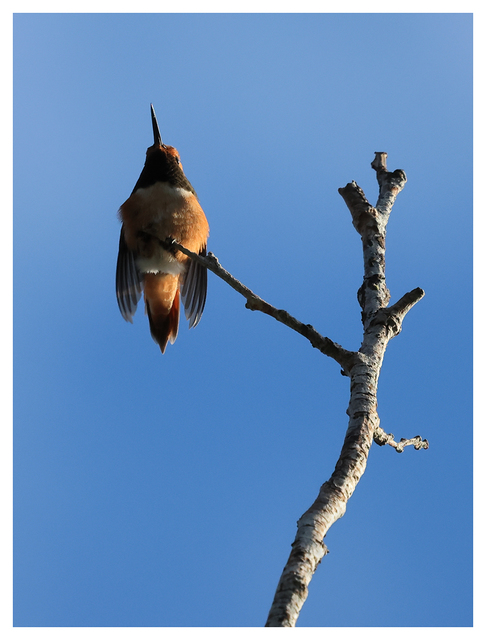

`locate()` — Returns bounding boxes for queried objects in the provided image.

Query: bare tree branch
[372,151,407,216]
[163,152,426,627]
[163,239,356,374]
[264,153,425,627]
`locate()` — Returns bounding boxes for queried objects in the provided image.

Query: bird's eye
[175,157,180,165]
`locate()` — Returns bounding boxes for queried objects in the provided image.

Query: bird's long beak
[150,104,163,146]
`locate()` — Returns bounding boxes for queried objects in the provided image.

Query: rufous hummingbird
[116,104,210,353]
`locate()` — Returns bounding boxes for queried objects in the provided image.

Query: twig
[163,239,356,374]
[373,427,430,452]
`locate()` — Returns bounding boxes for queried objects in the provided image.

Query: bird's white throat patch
[137,253,185,276]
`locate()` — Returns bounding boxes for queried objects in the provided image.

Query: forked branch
[165,152,426,627]
[263,153,425,626]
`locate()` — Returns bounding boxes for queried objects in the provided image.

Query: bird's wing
[181,246,208,329]
[116,227,143,322]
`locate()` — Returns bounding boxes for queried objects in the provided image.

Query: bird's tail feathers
[144,273,180,354]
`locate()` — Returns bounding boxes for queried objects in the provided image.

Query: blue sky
[11,11,473,630]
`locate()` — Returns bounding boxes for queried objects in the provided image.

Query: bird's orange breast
[119,181,209,263]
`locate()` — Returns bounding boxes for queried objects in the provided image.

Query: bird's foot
[161,236,177,254]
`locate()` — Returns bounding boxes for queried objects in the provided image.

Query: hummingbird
[116,104,210,353]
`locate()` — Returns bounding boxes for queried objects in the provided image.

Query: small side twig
[373,427,429,452]
[370,287,426,338]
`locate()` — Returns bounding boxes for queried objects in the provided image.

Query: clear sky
[12,11,473,630]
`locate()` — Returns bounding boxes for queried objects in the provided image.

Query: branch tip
[371,152,388,172]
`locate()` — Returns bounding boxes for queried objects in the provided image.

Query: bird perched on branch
[116,104,210,353]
